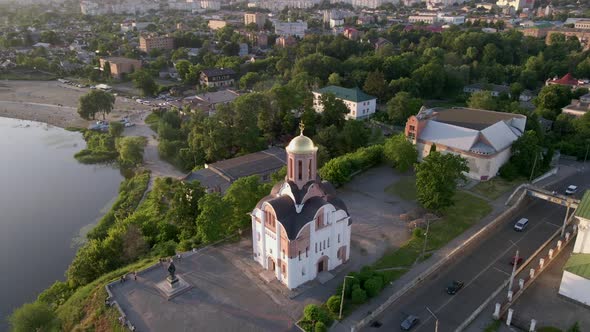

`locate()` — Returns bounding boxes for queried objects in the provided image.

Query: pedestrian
[134,271,137,281]
[120,275,124,283]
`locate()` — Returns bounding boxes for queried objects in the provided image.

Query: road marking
[545,220,561,228]
[493,267,511,276]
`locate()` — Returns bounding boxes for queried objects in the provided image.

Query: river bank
[0,80,150,128]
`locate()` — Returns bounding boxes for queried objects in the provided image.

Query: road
[363,170,589,332]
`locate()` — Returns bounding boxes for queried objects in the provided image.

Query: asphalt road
[363,170,589,332]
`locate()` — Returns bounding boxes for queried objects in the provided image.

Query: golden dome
[286,134,317,154]
[286,121,317,154]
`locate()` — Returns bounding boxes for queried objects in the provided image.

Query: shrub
[9,301,60,332]
[319,145,383,186]
[364,277,384,298]
[499,162,519,181]
[351,287,367,304]
[326,295,341,315]
[315,321,327,332]
[109,121,124,137]
[412,227,424,238]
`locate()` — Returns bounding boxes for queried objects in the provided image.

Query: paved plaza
[109,165,417,331]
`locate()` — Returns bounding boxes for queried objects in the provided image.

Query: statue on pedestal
[167,261,179,287]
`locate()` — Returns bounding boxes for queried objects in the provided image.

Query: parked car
[400,315,420,331]
[510,256,524,266]
[446,280,464,295]
[514,218,529,232]
[124,122,135,128]
[565,185,578,195]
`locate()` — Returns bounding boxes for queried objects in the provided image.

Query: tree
[364,276,383,298]
[386,92,423,125]
[175,60,191,81]
[351,286,367,304]
[223,176,267,232]
[415,151,468,211]
[103,60,111,78]
[315,322,327,332]
[326,295,341,314]
[328,72,342,86]
[509,130,543,178]
[132,69,158,97]
[9,301,60,332]
[384,134,418,172]
[534,84,572,119]
[340,120,370,153]
[116,136,146,166]
[363,70,387,101]
[77,90,116,120]
[467,91,498,111]
[239,72,261,90]
[319,93,348,129]
[196,193,231,243]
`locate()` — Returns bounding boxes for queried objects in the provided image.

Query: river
[0,117,122,330]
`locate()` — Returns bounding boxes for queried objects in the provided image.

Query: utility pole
[339,276,355,320]
[421,217,431,260]
[529,152,539,183]
[426,306,439,332]
[508,249,519,293]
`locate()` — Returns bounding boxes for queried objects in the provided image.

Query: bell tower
[286,123,318,189]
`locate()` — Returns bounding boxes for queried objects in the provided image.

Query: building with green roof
[312,85,377,120]
[559,190,590,306]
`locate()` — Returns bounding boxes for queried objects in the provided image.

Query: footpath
[331,164,579,332]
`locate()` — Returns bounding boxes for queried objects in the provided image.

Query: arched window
[298,160,302,180]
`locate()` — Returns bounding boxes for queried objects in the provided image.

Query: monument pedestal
[155,275,192,300]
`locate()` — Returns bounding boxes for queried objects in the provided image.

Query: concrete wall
[559,271,590,306]
[574,218,590,254]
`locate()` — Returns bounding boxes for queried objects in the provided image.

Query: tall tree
[319,93,348,129]
[77,90,115,120]
[9,302,60,332]
[383,134,418,172]
[416,151,468,211]
[467,91,498,111]
[132,69,158,97]
[196,193,231,243]
[386,92,423,125]
[223,176,268,232]
[363,70,387,101]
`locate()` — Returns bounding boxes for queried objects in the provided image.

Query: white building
[559,191,590,306]
[251,126,352,289]
[405,107,527,181]
[313,86,377,120]
[496,0,534,11]
[274,21,308,38]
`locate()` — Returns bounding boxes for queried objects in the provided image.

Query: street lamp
[425,306,439,332]
[421,216,431,261]
[339,275,355,320]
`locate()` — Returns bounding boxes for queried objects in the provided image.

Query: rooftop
[194,89,240,104]
[432,107,526,131]
[565,253,590,280]
[200,68,236,77]
[315,86,376,103]
[464,83,511,94]
[575,191,590,220]
[101,56,141,64]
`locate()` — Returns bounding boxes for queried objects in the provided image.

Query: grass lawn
[470,177,524,200]
[385,176,417,201]
[373,191,492,270]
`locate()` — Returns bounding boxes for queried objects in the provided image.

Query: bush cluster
[319,145,384,186]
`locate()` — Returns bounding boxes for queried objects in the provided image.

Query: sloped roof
[316,86,376,103]
[480,121,520,151]
[418,120,479,151]
[565,253,590,280]
[575,191,590,220]
[207,146,286,181]
[549,73,579,86]
[200,68,236,77]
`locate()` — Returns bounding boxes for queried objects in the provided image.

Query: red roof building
[546,73,588,88]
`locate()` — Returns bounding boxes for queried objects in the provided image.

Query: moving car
[510,256,524,266]
[400,315,420,331]
[446,280,464,295]
[565,185,578,195]
[514,218,529,231]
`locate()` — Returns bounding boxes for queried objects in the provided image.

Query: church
[251,125,352,289]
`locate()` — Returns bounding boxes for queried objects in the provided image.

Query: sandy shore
[0,80,150,128]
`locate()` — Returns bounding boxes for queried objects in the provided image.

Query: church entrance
[317,256,328,273]
[267,256,275,271]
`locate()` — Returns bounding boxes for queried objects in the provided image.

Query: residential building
[139,35,174,53]
[208,20,227,30]
[438,14,466,25]
[185,146,286,193]
[374,37,392,51]
[546,29,590,49]
[251,128,352,289]
[574,20,590,30]
[276,35,297,48]
[312,86,377,120]
[99,57,142,79]
[188,89,240,115]
[405,107,527,181]
[199,68,236,88]
[561,94,590,117]
[199,0,221,10]
[120,21,154,33]
[496,0,534,11]
[559,191,590,307]
[329,18,344,28]
[244,13,267,29]
[463,83,510,97]
[546,73,590,90]
[343,27,360,40]
[352,0,385,8]
[274,21,308,38]
[408,15,438,24]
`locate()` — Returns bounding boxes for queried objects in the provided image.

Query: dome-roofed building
[251,123,352,289]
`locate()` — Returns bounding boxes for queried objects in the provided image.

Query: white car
[565,185,578,195]
[124,122,135,128]
[514,218,529,231]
